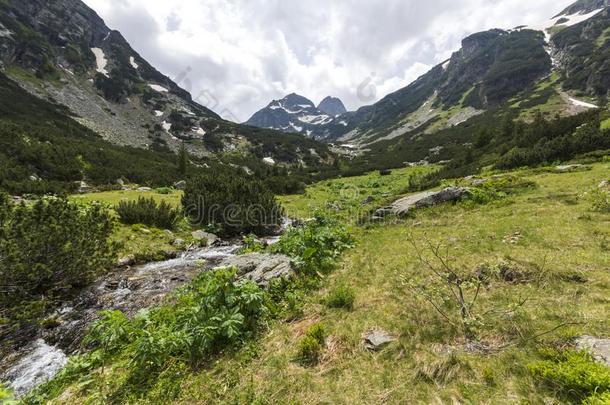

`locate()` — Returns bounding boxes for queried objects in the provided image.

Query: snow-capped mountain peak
[246,93,348,140]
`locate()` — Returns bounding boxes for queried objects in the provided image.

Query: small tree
[404,234,484,341]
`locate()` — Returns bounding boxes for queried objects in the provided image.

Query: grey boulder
[217,253,294,288]
[363,329,396,351]
[375,187,469,218]
[191,230,219,246]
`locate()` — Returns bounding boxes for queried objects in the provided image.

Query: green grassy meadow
[45,161,610,404]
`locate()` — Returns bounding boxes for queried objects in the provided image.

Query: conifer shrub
[296,323,327,366]
[182,169,284,237]
[116,197,181,229]
[0,194,115,334]
[324,285,356,310]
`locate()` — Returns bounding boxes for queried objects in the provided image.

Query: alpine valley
[1,0,610,403]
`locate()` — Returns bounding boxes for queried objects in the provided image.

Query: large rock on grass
[217,253,294,288]
[375,187,469,218]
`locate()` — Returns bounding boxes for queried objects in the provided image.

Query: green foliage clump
[0,195,115,344]
[297,323,327,366]
[583,391,610,405]
[588,188,610,213]
[466,175,537,205]
[239,234,267,254]
[86,268,268,376]
[0,384,14,403]
[324,285,356,310]
[182,169,284,237]
[116,196,181,229]
[272,214,354,277]
[529,349,610,403]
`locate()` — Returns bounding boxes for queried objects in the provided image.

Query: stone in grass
[576,336,610,366]
[375,187,469,218]
[362,196,375,205]
[555,164,583,172]
[363,329,396,351]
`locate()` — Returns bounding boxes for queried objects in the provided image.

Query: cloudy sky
[82,0,574,122]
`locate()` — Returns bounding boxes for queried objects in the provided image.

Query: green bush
[0,384,14,403]
[0,195,116,332]
[240,234,267,254]
[182,169,284,237]
[529,349,610,403]
[589,188,610,213]
[116,197,181,229]
[325,285,356,310]
[297,323,327,366]
[465,176,537,205]
[272,214,354,277]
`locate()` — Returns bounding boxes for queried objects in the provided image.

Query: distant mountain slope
[246,0,608,150]
[245,93,350,140]
[334,29,552,145]
[0,0,332,166]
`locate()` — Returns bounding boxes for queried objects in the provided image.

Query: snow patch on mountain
[149,84,169,93]
[528,8,604,40]
[91,48,109,77]
[129,56,139,70]
[569,97,598,109]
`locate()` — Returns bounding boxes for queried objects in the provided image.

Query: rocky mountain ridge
[0,0,332,166]
[245,93,350,140]
[247,1,609,150]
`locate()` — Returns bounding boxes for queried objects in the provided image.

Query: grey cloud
[84,0,575,121]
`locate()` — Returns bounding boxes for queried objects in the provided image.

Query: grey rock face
[317,96,347,116]
[218,253,294,288]
[375,187,469,217]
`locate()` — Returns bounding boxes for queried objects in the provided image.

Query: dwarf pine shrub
[116,196,181,229]
[182,170,284,237]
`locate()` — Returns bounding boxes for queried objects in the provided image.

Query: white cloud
[82,0,575,122]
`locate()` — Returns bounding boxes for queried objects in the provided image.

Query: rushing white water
[135,244,241,275]
[5,339,68,397]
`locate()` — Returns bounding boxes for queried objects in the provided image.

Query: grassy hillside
[28,159,610,404]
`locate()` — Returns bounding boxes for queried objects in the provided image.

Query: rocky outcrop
[374,187,469,218]
[317,96,347,116]
[218,253,294,288]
